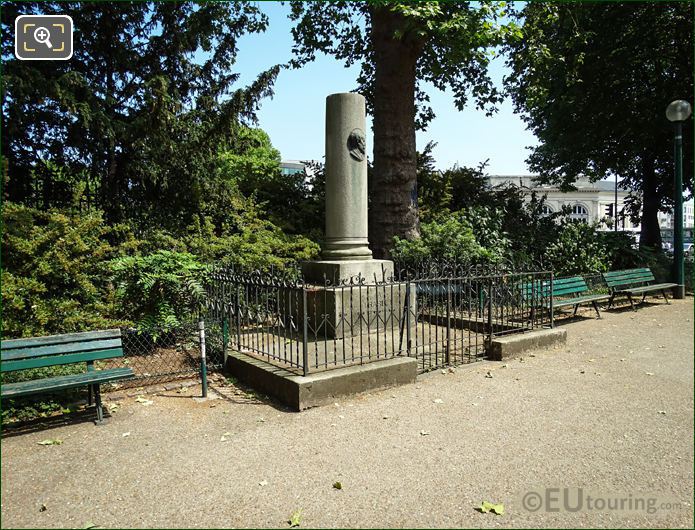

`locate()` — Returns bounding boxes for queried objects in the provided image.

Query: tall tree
[505,1,693,250]
[2,1,277,226]
[288,1,517,258]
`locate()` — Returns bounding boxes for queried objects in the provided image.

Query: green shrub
[392,212,499,265]
[543,222,610,275]
[109,250,207,333]
[1,202,134,338]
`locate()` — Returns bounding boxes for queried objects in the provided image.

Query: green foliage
[415,143,561,268]
[109,251,207,332]
[1,202,134,337]
[543,222,610,276]
[3,1,278,228]
[1,390,85,425]
[218,127,310,234]
[392,212,496,265]
[505,2,693,248]
[289,1,518,126]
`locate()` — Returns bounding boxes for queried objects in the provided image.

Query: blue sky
[231,1,537,174]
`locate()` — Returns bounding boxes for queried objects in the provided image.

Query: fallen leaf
[658,410,667,415]
[588,359,595,363]
[288,509,302,527]
[620,358,626,362]
[83,523,99,529]
[37,439,62,446]
[579,370,586,374]
[108,403,120,412]
[39,504,47,512]
[220,432,232,442]
[420,430,430,436]
[135,396,153,406]
[333,481,342,490]
[646,372,654,376]
[122,432,131,437]
[485,371,493,379]
[433,398,444,404]
[259,480,268,487]
[441,369,448,374]
[478,501,505,515]
[382,415,389,419]
[257,417,266,423]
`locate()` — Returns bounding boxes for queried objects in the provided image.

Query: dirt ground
[2,297,693,529]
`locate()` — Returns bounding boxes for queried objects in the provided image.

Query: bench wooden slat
[552,284,589,296]
[521,276,589,298]
[605,274,653,284]
[616,283,678,294]
[1,348,124,373]
[553,293,611,307]
[603,267,651,278]
[1,329,121,350]
[1,338,124,361]
[603,269,655,285]
[1,368,134,399]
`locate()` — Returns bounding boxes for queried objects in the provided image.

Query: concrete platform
[225,351,418,411]
[487,327,567,360]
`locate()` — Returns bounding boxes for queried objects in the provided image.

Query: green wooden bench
[603,268,677,311]
[522,276,611,318]
[1,329,134,424]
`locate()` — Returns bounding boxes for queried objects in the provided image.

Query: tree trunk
[638,155,662,251]
[368,7,424,259]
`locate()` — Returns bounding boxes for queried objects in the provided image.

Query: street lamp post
[666,99,692,299]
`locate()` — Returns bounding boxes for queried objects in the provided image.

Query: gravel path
[2,298,693,528]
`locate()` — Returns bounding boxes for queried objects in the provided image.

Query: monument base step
[225,351,417,411]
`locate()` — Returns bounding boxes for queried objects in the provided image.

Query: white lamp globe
[666,100,692,122]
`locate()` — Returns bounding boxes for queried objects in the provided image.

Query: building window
[541,204,554,216]
[569,204,589,223]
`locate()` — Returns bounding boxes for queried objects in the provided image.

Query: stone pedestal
[298,282,417,340]
[302,259,394,286]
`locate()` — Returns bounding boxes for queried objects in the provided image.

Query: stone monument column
[323,93,372,260]
[302,92,393,284]
[298,91,414,339]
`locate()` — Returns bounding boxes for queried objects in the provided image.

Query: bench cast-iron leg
[627,293,636,311]
[661,289,670,304]
[607,294,614,309]
[591,301,601,318]
[94,384,104,424]
[88,384,93,406]
[573,304,579,317]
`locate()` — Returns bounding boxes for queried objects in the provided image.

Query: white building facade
[487,175,640,233]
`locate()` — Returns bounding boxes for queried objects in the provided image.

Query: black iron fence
[205,264,553,374]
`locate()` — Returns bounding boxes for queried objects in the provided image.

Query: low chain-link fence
[106,318,225,388]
